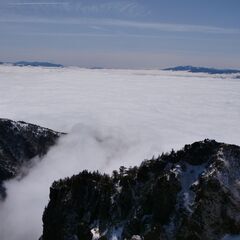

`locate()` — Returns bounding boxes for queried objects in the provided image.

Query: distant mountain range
[14,61,63,67]
[0,61,63,68]
[164,66,240,74]
[1,62,240,75]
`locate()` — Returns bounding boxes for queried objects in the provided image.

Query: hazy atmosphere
[0,1,240,240]
[0,0,240,68]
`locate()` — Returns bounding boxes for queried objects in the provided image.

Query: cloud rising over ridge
[0,122,160,240]
[0,66,240,239]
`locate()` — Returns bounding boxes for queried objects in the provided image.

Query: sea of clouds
[0,65,239,240]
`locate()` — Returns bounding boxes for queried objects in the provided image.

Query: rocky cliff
[0,118,61,198]
[41,140,240,240]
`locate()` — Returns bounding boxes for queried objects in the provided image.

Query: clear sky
[0,0,240,69]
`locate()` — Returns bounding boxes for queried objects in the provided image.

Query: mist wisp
[0,122,161,240]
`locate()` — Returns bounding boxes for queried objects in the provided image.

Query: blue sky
[0,0,240,68]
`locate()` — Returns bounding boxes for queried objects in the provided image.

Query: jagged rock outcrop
[0,118,62,198]
[41,140,240,240]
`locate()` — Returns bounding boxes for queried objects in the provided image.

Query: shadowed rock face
[41,140,240,240]
[0,118,62,197]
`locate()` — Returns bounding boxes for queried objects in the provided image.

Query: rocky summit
[41,140,240,240]
[0,118,61,198]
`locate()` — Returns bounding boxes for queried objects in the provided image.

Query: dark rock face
[41,140,240,240]
[0,118,61,197]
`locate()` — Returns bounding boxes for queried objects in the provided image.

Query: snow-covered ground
[0,65,240,240]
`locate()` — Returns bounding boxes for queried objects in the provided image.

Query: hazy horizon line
[1,60,240,71]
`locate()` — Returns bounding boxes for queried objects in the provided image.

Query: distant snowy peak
[0,61,63,68]
[13,61,63,68]
[164,66,240,74]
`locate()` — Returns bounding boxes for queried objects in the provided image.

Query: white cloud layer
[0,66,239,240]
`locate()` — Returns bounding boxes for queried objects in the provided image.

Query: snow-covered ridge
[41,139,240,240]
[0,118,61,198]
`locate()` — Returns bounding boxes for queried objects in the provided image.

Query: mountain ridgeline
[0,119,240,239]
[164,66,240,74]
[41,139,240,240]
[13,61,64,67]
[0,61,63,67]
[0,118,62,198]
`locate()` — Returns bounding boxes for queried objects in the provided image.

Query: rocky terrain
[0,119,239,240]
[41,140,240,240]
[0,118,61,198]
